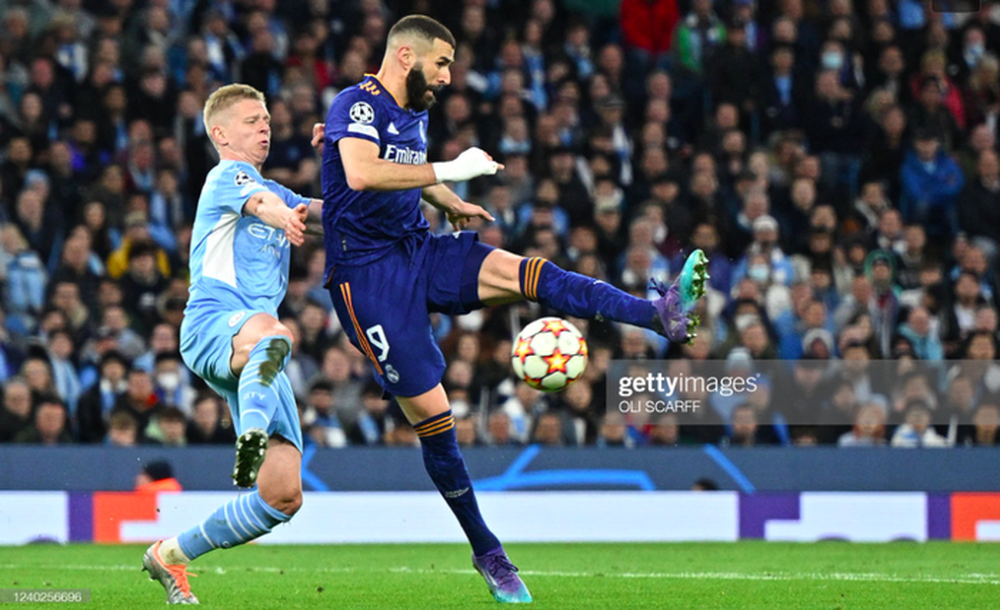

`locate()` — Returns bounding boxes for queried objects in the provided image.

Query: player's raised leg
[396,385,532,604]
[145,314,302,604]
[477,248,709,343]
[228,313,296,486]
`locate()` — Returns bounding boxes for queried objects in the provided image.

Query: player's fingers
[478,207,495,222]
[285,227,303,246]
[495,163,505,171]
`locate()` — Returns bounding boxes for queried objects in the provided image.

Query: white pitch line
[2,564,999,586]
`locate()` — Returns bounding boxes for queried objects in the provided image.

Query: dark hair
[310,379,334,393]
[388,15,455,49]
[693,477,719,491]
[158,406,186,422]
[36,393,66,410]
[142,460,174,481]
[100,349,131,371]
[154,351,183,365]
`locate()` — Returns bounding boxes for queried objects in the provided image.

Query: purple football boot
[472,547,532,603]
[651,249,709,344]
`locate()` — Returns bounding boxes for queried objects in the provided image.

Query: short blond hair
[203,84,266,141]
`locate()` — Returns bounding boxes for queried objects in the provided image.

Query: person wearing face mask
[733,215,795,288]
[152,352,195,415]
[953,26,988,85]
[804,68,865,198]
[819,39,862,92]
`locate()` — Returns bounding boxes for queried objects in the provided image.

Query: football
[511,317,589,392]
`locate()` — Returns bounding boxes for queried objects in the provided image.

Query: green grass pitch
[2,542,999,608]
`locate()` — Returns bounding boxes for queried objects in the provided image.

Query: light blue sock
[177,491,290,560]
[237,336,292,433]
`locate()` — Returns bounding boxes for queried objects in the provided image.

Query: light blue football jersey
[187,160,310,315]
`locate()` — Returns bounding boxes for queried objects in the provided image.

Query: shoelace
[648,277,668,296]
[170,566,199,597]
[486,554,520,588]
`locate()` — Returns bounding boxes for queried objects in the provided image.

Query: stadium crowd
[0,0,998,449]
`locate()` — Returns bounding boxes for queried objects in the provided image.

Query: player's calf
[510,255,657,328]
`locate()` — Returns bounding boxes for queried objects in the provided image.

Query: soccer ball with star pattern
[511,317,588,392]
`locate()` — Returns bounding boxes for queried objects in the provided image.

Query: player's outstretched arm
[423,183,495,231]
[340,138,503,192]
[244,191,308,246]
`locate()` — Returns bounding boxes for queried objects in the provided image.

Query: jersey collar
[363,73,402,108]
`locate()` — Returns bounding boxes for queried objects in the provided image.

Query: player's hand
[432,147,504,183]
[447,200,495,231]
[311,123,325,154]
[284,204,309,246]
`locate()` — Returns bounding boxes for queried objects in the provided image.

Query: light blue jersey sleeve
[265,180,312,209]
[211,162,271,216]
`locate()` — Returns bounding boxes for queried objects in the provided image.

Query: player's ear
[211,124,227,147]
[397,44,414,70]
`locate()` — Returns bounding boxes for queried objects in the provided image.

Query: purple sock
[519,257,656,328]
[415,411,500,556]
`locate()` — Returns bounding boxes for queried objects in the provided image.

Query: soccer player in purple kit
[319,15,708,604]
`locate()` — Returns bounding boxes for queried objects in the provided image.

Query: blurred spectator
[303,380,347,448]
[891,400,949,448]
[15,395,72,444]
[958,150,1000,258]
[725,403,768,447]
[486,411,518,446]
[900,128,965,242]
[968,404,1000,447]
[532,412,564,446]
[347,381,389,446]
[0,378,33,442]
[186,394,235,445]
[106,407,141,446]
[898,306,944,361]
[671,0,725,78]
[838,402,888,447]
[691,477,719,491]
[148,406,187,447]
[455,417,478,447]
[76,350,129,443]
[134,460,183,492]
[620,0,679,77]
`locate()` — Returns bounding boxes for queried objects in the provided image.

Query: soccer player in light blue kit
[321,15,708,604]
[142,84,322,604]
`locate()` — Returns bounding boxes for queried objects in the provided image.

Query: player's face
[222,99,271,166]
[407,38,454,111]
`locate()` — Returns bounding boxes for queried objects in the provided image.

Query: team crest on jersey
[234,170,255,186]
[385,364,400,384]
[228,311,247,328]
[349,101,375,124]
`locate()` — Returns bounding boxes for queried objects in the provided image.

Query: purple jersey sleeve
[325,86,382,148]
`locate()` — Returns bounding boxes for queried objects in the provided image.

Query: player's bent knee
[260,484,303,517]
[265,322,295,346]
[478,250,527,302]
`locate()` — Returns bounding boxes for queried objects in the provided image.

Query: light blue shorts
[180,301,302,451]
